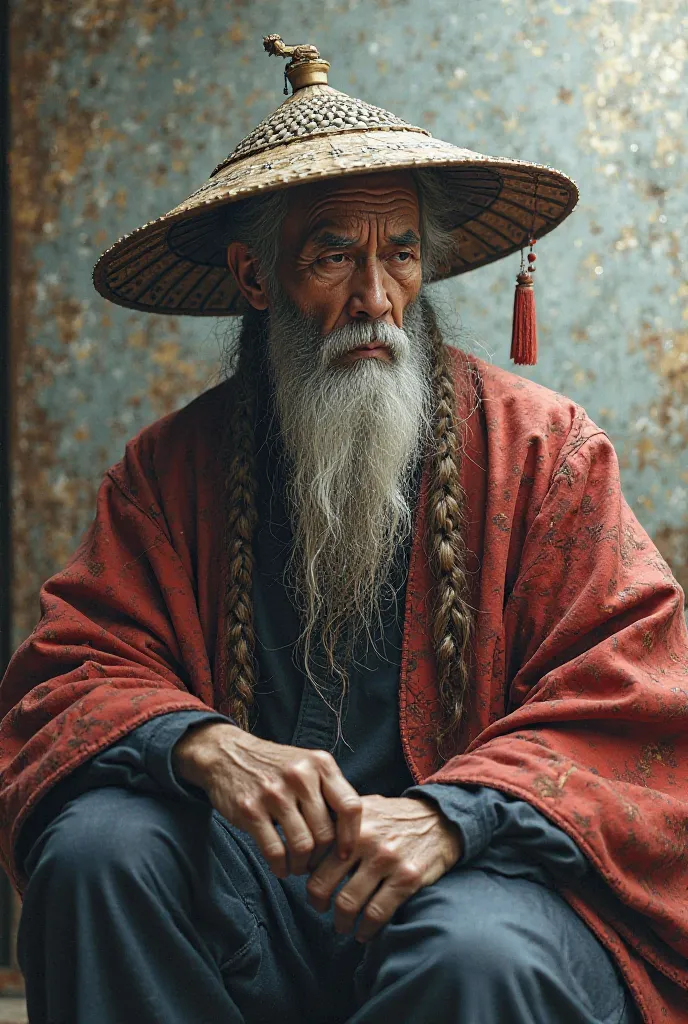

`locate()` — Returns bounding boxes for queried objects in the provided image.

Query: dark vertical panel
[0,0,13,968]
[0,0,10,703]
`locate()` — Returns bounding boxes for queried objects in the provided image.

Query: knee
[28,787,204,894]
[395,872,552,992]
[424,908,538,987]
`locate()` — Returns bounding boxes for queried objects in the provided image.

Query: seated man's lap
[20,787,637,1024]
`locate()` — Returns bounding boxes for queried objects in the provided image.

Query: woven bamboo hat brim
[92,38,578,318]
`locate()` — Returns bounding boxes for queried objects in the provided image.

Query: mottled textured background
[10,0,687,647]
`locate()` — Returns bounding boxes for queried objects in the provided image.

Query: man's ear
[226,242,270,311]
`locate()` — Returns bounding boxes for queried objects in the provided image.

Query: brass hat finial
[263,34,330,95]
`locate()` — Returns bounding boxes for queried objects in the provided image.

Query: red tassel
[510,272,537,365]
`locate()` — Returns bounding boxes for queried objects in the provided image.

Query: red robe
[1,351,687,1020]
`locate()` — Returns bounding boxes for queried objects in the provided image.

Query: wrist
[172,720,241,790]
[406,794,464,864]
[437,811,464,864]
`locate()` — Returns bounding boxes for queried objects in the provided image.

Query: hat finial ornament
[263,34,330,94]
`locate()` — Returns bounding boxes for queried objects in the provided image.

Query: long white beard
[266,294,433,696]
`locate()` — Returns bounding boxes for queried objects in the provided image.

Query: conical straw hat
[92,35,578,318]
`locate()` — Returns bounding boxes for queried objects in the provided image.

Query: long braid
[218,311,263,730]
[424,301,474,755]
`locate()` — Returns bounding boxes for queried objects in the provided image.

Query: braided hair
[424,300,474,756]
[217,310,264,729]
[219,303,474,751]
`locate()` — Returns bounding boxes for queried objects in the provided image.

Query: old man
[1,35,687,1024]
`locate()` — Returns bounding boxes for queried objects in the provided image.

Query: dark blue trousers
[18,787,636,1024]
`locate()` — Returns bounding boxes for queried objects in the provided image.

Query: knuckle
[334,893,357,914]
[291,836,315,855]
[363,903,386,924]
[339,795,363,816]
[373,842,398,867]
[261,779,287,805]
[265,848,286,870]
[396,862,422,887]
[236,796,259,819]
[312,750,336,771]
[283,760,310,785]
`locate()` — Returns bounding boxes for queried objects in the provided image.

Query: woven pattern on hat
[211,87,428,177]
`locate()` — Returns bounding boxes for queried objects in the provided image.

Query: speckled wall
[10,0,687,646]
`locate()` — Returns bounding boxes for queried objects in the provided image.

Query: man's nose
[347,258,393,321]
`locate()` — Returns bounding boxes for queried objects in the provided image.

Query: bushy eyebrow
[312,231,358,249]
[389,229,421,246]
[311,228,421,249]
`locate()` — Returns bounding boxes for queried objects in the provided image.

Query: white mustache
[319,320,411,368]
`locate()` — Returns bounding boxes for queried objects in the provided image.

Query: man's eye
[323,253,346,264]
[394,252,413,262]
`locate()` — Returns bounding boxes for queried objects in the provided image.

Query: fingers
[233,788,312,878]
[299,795,337,870]
[237,785,338,877]
[242,810,289,877]
[277,802,318,875]
[308,838,425,943]
[331,861,382,936]
[319,763,362,859]
[213,741,363,880]
[353,865,422,942]
[306,846,356,913]
[281,755,340,873]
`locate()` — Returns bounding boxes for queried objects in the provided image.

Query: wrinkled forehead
[283,171,421,240]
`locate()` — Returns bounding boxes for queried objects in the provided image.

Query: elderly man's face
[229,171,423,357]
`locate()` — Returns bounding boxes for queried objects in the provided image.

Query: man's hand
[173,722,362,878]
[306,794,462,942]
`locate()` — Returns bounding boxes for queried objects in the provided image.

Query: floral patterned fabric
[1,351,687,1020]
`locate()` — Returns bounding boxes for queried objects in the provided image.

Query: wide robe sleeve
[424,414,688,1017]
[0,431,225,892]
